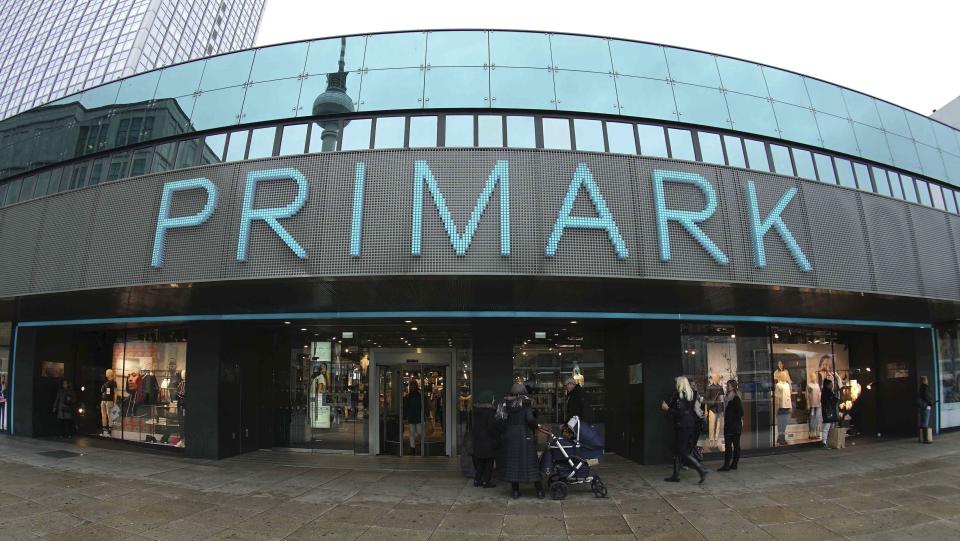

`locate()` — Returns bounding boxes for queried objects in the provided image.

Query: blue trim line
[15,310,931,329]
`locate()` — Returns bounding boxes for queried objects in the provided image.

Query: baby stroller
[539,416,607,500]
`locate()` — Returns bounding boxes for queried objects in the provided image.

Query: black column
[185,321,222,459]
[641,320,682,465]
[471,320,514,399]
[11,326,36,437]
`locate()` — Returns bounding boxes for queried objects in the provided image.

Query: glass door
[378,364,448,456]
[379,365,402,455]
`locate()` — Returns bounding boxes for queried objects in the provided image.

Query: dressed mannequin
[773,361,792,384]
[774,371,792,446]
[806,373,822,439]
[100,369,117,435]
[176,369,186,447]
[705,373,725,448]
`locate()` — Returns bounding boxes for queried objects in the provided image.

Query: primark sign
[149,159,812,272]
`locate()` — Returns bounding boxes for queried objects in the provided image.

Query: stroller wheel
[546,472,560,486]
[591,476,608,498]
[549,481,568,501]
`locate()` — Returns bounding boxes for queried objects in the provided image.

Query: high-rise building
[933,95,960,130]
[0,0,265,120]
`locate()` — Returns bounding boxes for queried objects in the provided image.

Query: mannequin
[100,369,117,435]
[773,361,792,384]
[705,373,725,448]
[774,371,792,445]
[806,372,822,439]
[176,369,186,447]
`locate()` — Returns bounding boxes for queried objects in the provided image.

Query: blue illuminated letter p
[151,178,219,268]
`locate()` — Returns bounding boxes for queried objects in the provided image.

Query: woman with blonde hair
[660,376,708,483]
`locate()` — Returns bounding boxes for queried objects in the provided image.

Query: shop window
[0,322,9,432]
[937,325,960,428]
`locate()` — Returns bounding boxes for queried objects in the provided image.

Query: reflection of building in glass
[311,38,355,152]
[0,0,265,121]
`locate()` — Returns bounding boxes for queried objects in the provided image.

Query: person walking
[52,380,76,438]
[821,378,839,449]
[661,376,708,484]
[497,382,544,499]
[564,377,587,423]
[403,380,424,454]
[471,390,500,488]
[917,376,935,444]
[718,379,743,472]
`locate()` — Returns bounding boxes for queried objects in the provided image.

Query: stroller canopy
[567,416,603,451]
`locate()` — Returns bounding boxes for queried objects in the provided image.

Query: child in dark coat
[471,390,500,487]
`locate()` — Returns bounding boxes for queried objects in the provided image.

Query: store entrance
[372,349,453,457]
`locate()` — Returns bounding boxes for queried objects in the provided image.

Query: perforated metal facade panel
[0,148,958,303]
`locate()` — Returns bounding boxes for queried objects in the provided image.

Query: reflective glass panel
[225,130,248,161]
[18,175,36,201]
[542,118,571,150]
[944,187,958,213]
[804,77,846,117]
[364,32,426,70]
[793,149,816,180]
[304,36,366,75]
[490,67,555,110]
[374,117,405,149]
[944,153,960,184]
[80,81,121,110]
[297,72,361,117]
[673,83,729,128]
[875,100,910,137]
[506,116,535,148]
[550,34,611,72]
[309,119,340,153]
[698,132,724,165]
[773,102,821,147]
[408,116,437,147]
[816,113,859,156]
[241,78,302,123]
[130,150,151,176]
[930,183,946,210]
[202,133,227,163]
[814,153,836,184]
[554,70,618,114]
[853,163,873,192]
[445,115,474,147]
[152,142,177,173]
[901,175,919,203]
[668,128,695,160]
[835,158,856,189]
[478,115,504,147]
[247,127,275,159]
[116,71,160,104]
[190,86,244,130]
[251,42,309,82]
[917,144,947,180]
[279,124,308,156]
[871,167,891,196]
[762,67,810,107]
[175,139,198,169]
[853,123,892,165]
[933,122,960,155]
[358,68,424,111]
[3,179,20,204]
[888,171,904,199]
[489,31,552,68]
[886,133,921,172]
[341,118,372,150]
[0,184,7,206]
[726,92,778,138]
[615,76,677,121]
[664,48,720,87]
[770,144,793,175]
[609,41,669,79]
[426,31,488,67]
[424,67,489,109]
[716,56,767,97]
[35,170,51,195]
[606,122,637,154]
[906,112,937,147]
[724,135,745,167]
[637,124,668,157]
[574,119,604,151]
[199,50,254,90]
[842,90,881,128]
[745,139,769,171]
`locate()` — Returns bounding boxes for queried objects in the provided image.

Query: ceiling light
[284,321,291,325]
[411,327,418,331]
[405,320,412,323]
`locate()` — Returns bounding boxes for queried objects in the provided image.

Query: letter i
[350,161,366,257]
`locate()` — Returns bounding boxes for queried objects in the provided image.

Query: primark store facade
[1,30,960,462]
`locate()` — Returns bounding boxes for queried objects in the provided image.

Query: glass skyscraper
[0,0,265,120]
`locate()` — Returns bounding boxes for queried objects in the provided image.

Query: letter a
[545,164,628,258]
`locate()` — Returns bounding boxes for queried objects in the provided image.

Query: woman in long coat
[917,376,934,444]
[52,380,76,438]
[498,383,544,499]
[661,376,708,484]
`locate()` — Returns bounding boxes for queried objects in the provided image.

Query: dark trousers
[472,456,494,485]
[723,433,741,467]
[59,419,74,437]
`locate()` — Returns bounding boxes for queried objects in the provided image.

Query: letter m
[411,160,510,256]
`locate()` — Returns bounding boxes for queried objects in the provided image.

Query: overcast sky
[256,0,958,116]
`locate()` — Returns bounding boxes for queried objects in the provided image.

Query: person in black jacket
[471,390,500,488]
[718,380,743,472]
[821,379,839,449]
[564,377,587,423]
[498,383,544,499]
[52,380,76,438]
[661,376,708,484]
[917,376,935,444]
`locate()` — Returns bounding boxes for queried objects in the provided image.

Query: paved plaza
[0,433,959,540]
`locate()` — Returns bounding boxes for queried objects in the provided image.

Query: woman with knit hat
[471,390,500,488]
[497,382,545,498]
